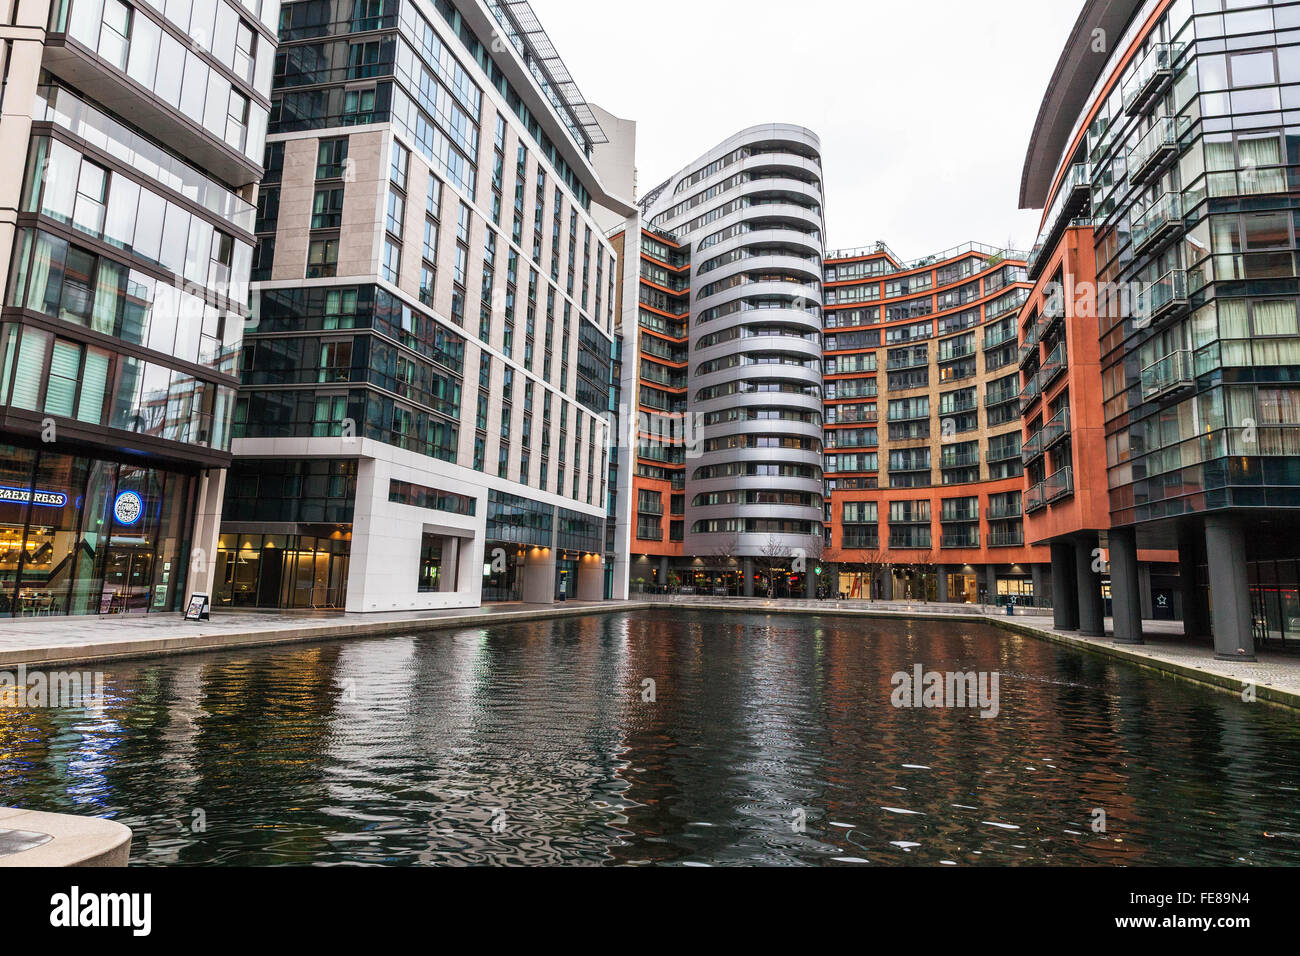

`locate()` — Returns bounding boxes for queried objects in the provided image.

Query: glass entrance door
[100,545,154,614]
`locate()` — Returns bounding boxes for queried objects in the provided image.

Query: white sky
[528,0,1083,258]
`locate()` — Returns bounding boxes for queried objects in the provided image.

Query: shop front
[0,442,193,616]
[214,528,351,609]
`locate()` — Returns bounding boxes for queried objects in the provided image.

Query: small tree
[708,533,741,595]
[898,549,939,602]
[852,547,889,601]
[757,536,793,598]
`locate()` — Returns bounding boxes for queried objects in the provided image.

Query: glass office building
[0,0,278,616]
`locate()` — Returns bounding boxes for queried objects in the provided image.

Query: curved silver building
[642,125,826,575]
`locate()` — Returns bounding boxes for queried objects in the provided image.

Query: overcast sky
[528,0,1083,258]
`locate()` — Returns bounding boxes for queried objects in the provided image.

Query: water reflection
[1,610,1298,866]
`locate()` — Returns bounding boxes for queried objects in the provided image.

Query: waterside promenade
[1,597,1297,708]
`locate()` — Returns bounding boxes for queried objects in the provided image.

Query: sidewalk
[0,601,651,668]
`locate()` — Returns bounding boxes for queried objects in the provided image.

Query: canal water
[2,609,1298,866]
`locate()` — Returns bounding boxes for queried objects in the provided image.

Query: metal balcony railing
[941,531,981,549]
[987,529,1026,547]
[1019,322,1041,367]
[1040,343,1068,388]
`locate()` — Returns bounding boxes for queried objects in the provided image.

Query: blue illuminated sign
[0,486,68,507]
[113,491,144,526]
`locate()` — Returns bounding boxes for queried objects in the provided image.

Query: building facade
[821,242,1046,604]
[633,125,828,596]
[0,0,277,617]
[225,0,633,611]
[1020,0,1300,654]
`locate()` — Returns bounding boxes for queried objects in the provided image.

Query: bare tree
[802,534,826,599]
[757,536,793,599]
[852,547,889,601]
[707,533,741,595]
[898,549,939,602]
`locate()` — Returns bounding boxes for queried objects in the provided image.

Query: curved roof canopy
[1019,0,1145,210]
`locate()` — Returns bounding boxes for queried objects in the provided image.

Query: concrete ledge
[0,602,655,670]
[0,809,131,867]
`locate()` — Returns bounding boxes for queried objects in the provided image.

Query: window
[225,91,249,151]
[381,239,400,283]
[307,238,338,278]
[233,20,256,83]
[99,0,132,70]
[317,138,348,179]
[342,88,376,124]
[390,140,408,190]
[72,160,108,236]
[311,188,344,229]
[386,189,404,236]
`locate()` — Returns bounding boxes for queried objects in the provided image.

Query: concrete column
[658,555,669,587]
[1031,563,1047,609]
[1109,527,1143,645]
[521,547,556,604]
[1178,523,1210,640]
[190,468,227,600]
[439,537,460,593]
[936,565,949,603]
[1051,542,1079,630]
[576,555,604,601]
[743,557,754,597]
[1074,533,1105,637]
[1205,514,1255,660]
[982,565,999,606]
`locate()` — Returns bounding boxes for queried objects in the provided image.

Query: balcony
[940,450,981,469]
[1026,163,1092,281]
[987,499,1023,521]
[1040,343,1068,389]
[1025,482,1047,514]
[986,387,1019,408]
[988,529,1025,547]
[1042,406,1071,449]
[1128,116,1189,186]
[1134,269,1190,327]
[1141,349,1196,401]
[1019,322,1041,367]
[1123,43,1184,117]
[1021,430,1045,466]
[941,530,980,549]
[1131,191,1183,256]
[1045,466,1075,503]
[1019,372,1042,411]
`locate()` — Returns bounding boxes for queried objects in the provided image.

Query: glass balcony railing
[1041,406,1071,448]
[1128,115,1189,184]
[1122,43,1184,115]
[1040,343,1068,387]
[1019,322,1041,366]
[1025,482,1047,513]
[1141,349,1195,401]
[1026,163,1092,279]
[1021,430,1045,465]
[1045,466,1075,503]
[1020,371,1042,409]
[1134,269,1189,325]
[1131,191,1183,254]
